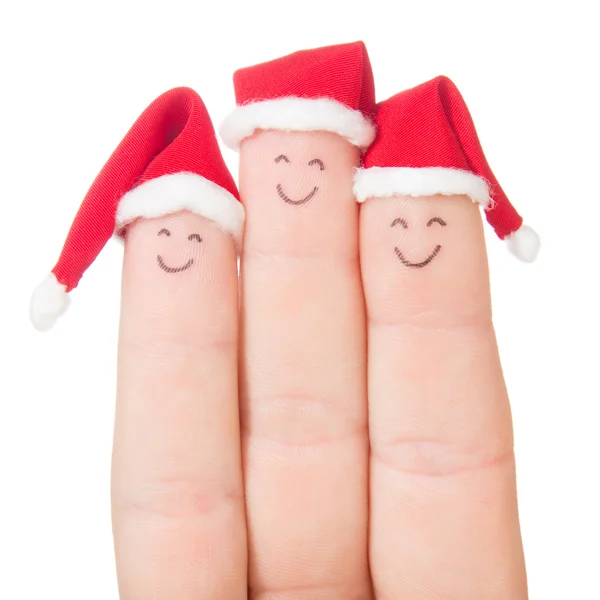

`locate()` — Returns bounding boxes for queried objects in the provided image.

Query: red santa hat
[30,87,244,332]
[354,76,540,262]
[219,41,377,150]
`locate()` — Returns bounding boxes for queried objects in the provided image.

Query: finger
[239,130,371,600]
[361,195,528,599]
[112,211,247,600]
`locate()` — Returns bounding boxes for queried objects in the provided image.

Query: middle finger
[220,42,377,599]
[238,128,371,600]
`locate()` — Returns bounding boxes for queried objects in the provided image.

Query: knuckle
[249,582,369,600]
[372,438,514,478]
[240,394,367,451]
[113,477,242,520]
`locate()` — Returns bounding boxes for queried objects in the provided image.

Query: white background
[1,1,598,598]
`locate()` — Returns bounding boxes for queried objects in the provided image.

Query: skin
[361,194,528,599]
[113,211,247,600]
[239,130,371,599]
[110,150,529,600]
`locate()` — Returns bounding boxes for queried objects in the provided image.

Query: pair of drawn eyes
[158,228,202,242]
[275,155,325,170]
[391,217,447,229]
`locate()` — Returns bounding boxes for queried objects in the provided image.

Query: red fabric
[232,41,376,120]
[51,87,239,292]
[365,76,523,239]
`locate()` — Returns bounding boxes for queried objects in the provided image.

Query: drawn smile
[156,255,194,273]
[276,183,319,205]
[394,245,442,268]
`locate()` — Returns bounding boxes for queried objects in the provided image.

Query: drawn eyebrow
[308,158,325,170]
[391,217,409,229]
[274,154,290,163]
[157,228,171,236]
[188,233,202,243]
[427,217,447,227]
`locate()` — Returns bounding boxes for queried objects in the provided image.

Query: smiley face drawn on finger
[274,154,324,205]
[391,216,447,268]
[156,227,202,273]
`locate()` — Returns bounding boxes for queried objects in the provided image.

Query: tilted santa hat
[354,76,540,261]
[30,86,244,331]
[219,41,377,150]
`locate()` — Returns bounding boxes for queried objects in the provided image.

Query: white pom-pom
[504,225,540,263]
[30,273,71,331]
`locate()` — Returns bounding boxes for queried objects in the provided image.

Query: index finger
[356,76,535,599]
[361,193,528,599]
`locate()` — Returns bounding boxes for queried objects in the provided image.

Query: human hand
[110,126,528,600]
[30,44,533,599]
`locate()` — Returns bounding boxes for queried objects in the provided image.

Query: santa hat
[219,41,376,150]
[353,76,540,262]
[30,86,244,332]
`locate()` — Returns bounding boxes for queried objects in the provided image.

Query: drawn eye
[158,228,171,236]
[308,158,325,170]
[188,233,202,243]
[274,154,290,163]
[427,217,447,227]
[391,218,409,229]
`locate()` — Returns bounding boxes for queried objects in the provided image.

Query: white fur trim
[115,172,245,247]
[504,224,540,262]
[353,166,492,207]
[30,273,70,332]
[219,97,376,150]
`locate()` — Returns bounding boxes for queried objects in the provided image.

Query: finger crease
[368,314,494,334]
[249,579,372,600]
[371,442,515,478]
[113,485,244,520]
